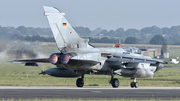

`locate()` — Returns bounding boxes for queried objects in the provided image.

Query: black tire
[131,82,134,88]
[134,82,138,88]
[111,78,119,88]
[76,78,84,87]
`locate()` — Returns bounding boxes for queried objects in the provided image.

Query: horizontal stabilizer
[9,58,50,63]
[10,58,100,66]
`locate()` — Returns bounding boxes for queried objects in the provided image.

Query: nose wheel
[130,78,138,88]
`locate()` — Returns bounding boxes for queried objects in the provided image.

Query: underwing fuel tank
[114,68,154,78]
[40,68,81,78]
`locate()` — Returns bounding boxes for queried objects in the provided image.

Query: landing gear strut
[76,75,84,87]
[110,74,119,88]
[130,78,138,88]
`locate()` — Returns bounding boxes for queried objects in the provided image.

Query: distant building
[141,49,158,58]
[163,51,169,58]
[141,48,169,58]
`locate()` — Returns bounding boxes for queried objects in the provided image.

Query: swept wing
[107,53,167,64]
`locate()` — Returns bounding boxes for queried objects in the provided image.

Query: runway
[0,86,180,100]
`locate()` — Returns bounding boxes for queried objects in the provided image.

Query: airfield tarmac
[0,86,180,100]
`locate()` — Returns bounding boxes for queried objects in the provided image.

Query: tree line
[0,25,179,45]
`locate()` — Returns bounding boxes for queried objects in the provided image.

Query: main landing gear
[76,75,84,87]
[110,74,119,88]
[75,74,138,88]
[130,78,138,88]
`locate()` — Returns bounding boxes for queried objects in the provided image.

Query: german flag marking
[63,23,67,28]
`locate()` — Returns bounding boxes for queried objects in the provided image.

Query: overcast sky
[0,0,180,30]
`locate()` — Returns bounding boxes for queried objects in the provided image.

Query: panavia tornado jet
[11,6,167,88]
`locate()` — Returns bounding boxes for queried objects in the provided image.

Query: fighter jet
[11,6,167,88]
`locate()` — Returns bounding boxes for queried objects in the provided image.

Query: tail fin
[43,6,92,51]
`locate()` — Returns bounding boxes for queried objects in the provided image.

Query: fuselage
[57,47,159,77]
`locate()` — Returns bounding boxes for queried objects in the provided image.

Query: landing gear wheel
[134,82,138,88]
[130,82,138,88]
[111,78,119,88]
[130,82,134,88]
[76,78,84,87]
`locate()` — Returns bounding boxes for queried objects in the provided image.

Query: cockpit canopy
[122,47,142,54]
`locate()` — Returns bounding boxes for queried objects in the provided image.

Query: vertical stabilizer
[43,6,92,51]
